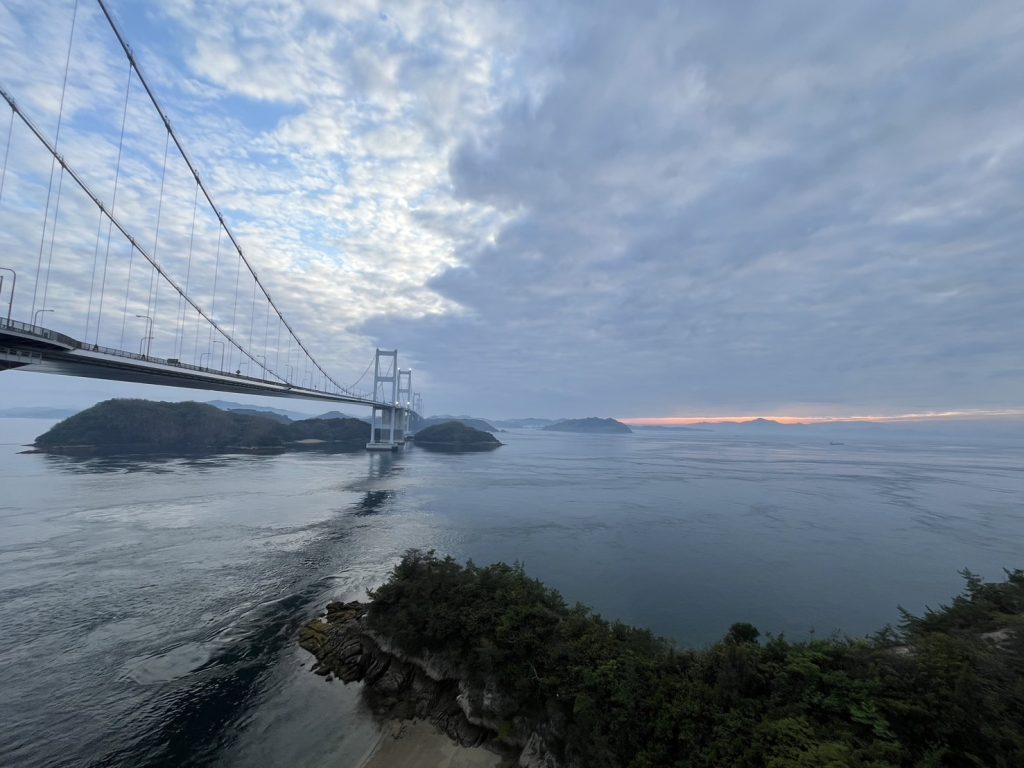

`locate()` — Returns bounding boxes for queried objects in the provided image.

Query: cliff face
[299,602,565,768]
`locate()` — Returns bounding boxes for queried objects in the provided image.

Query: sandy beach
[360,720,507,768]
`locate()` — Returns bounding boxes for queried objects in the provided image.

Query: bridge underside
[0,321,379,407]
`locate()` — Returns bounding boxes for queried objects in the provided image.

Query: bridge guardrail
[0,317,387,405]
[0,317,279,386]
[0,317,80,348]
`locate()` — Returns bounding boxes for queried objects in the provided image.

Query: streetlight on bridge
[0,267,16,322]
[33,308,53,327]
[210,340,225,370]
[135,315,153,357]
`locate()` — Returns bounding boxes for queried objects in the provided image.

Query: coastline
[302,551,1024,768]
[25,440,366,457]
[359,720,506,768]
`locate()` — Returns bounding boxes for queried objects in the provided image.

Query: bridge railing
[0,317,389,403]
[0,317,83,349]
[0,316,282,386]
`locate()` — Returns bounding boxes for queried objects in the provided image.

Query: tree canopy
[367,551,1024,767]
[35,399,369,454]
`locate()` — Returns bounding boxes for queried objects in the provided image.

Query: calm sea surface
[1,418,1022,767]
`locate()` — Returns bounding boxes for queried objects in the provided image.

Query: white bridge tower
[367,348,402,450]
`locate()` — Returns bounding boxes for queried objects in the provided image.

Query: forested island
[412,420,502,451]
[32,399,369,455]
[417,416,500,433]
[301,551,1023,768]
[543,417,632,434]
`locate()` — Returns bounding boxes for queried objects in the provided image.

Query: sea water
[1,419,1021,766]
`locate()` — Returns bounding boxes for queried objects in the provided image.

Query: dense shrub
[368,551,1024,767]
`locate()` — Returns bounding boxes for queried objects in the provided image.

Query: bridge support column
[367,348,401,451]
[397,368,412,440]
[410,392,422,432]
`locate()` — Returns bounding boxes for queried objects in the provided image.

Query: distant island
[314,409,366,422]
[302,551,1023,768]
[223,407,292,423]
[543,417,632,434]
[32,399,369,456]
[632,423,709,432]
[489,417,555,429]
[0,406,80,419]
[412,420,502,451]
[416,416,500,433]
[204,399,314,421]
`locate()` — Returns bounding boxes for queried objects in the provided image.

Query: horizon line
[620,409,1024,426]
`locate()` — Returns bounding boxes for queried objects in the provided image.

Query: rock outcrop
[301,554,1024,768]
[299,601,566,767]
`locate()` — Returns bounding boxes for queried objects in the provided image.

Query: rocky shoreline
[299,602,562,768]
[301,553,1024,767]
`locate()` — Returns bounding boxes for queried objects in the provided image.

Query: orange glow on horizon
[620,409,1024,426]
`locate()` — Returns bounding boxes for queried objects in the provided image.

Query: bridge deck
[0,319,384,406]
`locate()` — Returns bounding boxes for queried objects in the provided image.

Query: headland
[301,551,1023,768]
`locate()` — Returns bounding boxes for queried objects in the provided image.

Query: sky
[0,0,1022,420]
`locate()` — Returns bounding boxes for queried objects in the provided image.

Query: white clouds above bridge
[1,0,1022,418]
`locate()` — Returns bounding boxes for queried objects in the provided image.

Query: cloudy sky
[1,0,1022,419]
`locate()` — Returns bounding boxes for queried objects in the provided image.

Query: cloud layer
[373,0,1024,416]
[1,0,1022,416]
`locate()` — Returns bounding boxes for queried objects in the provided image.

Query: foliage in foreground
[368,551,1024,768]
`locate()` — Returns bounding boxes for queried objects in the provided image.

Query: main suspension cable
[0,108,13,205]
[94,0,358,395]
[39,164,67,314]
[0,86,284,382]
[349,356,376,391]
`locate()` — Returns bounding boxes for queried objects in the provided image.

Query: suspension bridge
[0,0,419,449]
